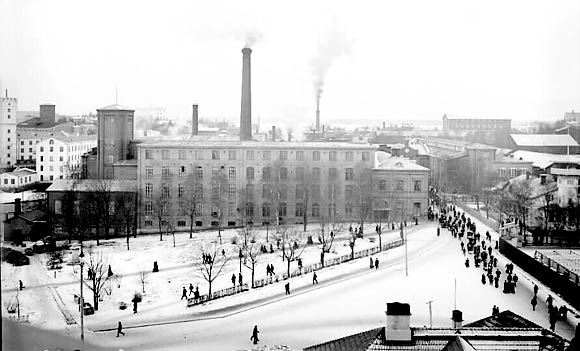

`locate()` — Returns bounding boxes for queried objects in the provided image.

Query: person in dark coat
[547,294,554,308]
[531,295,538,311]
[133,298,138,313]
[513,274,518,286]
[465,258,470,268]
[285,282,290,295]
[189,283,194,296]
[481,273,487,285]
[117,321,125,337]
[231,274,236,287]
[534,284,539,296]
[494,276,499,288]
[313,272,318,284]
[181,287,187,300]
[250,325,260,344]
[374,258,379,270]
[549,306,558,331]
[19,280,24,290]
[194,286,200,302]
[238,272,243,286]
[370,257,374,269]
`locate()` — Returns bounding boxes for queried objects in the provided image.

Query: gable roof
[510,134,579,147]
[464,310,542,329]
[304,328,382,351]
[46,179,137,193]
[441,336,476,351]
[97,104,134,111]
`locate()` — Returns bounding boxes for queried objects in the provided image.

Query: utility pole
[426,300,434,328]
[79,250,85,342]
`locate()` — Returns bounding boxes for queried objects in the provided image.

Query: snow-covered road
[85,223,576,351]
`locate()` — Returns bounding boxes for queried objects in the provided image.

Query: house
[3,198,48,241]
[0,167,38,191]
[508,134,579,155]
[304,302,574,351]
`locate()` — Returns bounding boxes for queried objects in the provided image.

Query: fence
[534,251,580,287]
[188,238,405,307]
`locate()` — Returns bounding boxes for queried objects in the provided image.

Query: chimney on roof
[14,198,21,216]
[191,104,199,136]
[272,126,276,142]
[385,302,412,342]
[451,310,463,329]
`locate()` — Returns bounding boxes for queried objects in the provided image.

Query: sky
[1,0,579,131]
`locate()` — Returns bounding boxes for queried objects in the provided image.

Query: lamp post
[79,248,85,342]
[238,247,243,273]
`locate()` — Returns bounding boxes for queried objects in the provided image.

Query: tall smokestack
[191,104,199,136]
[240,47,252,141]
[316,97,320,132]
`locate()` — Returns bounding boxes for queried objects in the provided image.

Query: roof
[443,114,510,121]
[2,168,36,177]
[304,328,382,351]
[46,179,137,192]
[509,150,580,169]
[17,118,70,130]
[374,154,430,172]
[139,139,377,150]
[464,310,542,329]
[4,209,47,224]
[510,134,579,147]
[97,104,134,111]
[441,336,475,351]
[465,143,496,150]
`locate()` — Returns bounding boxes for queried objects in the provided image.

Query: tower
[96,104,135,179]
[0,90,17,170]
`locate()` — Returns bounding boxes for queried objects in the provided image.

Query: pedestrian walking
[194,286,200,303]
[18,280,24,290]
[465,258,470,268]
[189,283,194,296]
[250,325,260,345]
[513,274,518,286]
[298,258,303,272]
[531,295,537,311]
[547,294,553,308]
[222,249,226,257]
[181,287,187,300]
[133,297,138,314]
[494,276,499,288]
[375,258,379,269]
[313,272,318,284]
[232,274,236,287]
[370,257,374,269]
[481,273,486,285]
[534,284,539,296]
[116,321,125,337]
[285,282,290,295]
[238,272,243,286]
[549,306,558,331]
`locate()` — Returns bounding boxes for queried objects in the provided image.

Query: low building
[3,198,48,241]
[509,134,579,155]
[0,167,38,191]
[36,134,97,182]
[304,303,572,351]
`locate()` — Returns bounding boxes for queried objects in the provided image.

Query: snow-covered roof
[510,134,579,147]
[374,153,429,171]
[97,104,134,111]
[46,179,137,192]
[509,150,580,169]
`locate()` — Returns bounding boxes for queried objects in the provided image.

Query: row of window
[38,144,91,153]
[497,168,528,178]
[144,148,371,162]
[2,175,34,185]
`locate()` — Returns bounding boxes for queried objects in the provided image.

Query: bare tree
[353,165,373,230]
[138,269,148,294]
[278,228,305,277]
[85,248,111,311]
[154,181,172,242]
[241,229,262,288]
[210,166,228,244]
[118,191,137,250]
[198,243,230,298]
[86,179,118,243]
[184,169,202,239]
[498,178,533,243]
[61,186,79,244]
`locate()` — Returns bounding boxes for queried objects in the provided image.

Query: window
[228,150,237,160]
[329,168,338,181]
[262,184,270,198]
[414,180,421,192]
[29,148,32,152]
[211,185,219,199]
[178,184,185,197]
[345,168,354,181]
[195,183,203,199]
[313,167,320,179]
[279,151,288,160]
[312,203,320,217]
[246,150,254,160]
[40,165,44,171]
[262,204,271,217]
[509,168,517,178]
[228,202,236,216]
[244,202,254,217]
[345,151,353,161]
[162,167,170,179]
[29,141,32,145]
[49,146,54,152]
[229,184,236,198]
[54,200,62,214]
[329,151,337,161]
[246,184,254,199]
[49,140,54,145]
[59,146,64,152]
[229,167,236,180]
[162,184,170,198]
[263,150,271,160]
[296,151,304,161]
[20,141,24,146]
[195,150,203,160]
[146,183,153,197]
[345,185,354,198]
[313,151,320,161]
[362,152,370,161]
[379,180,387,191]
[179,150,186,160]
[145,150,153,159]
[279,202,287,217]
[262,167,271,180]
[396,180,404,191]
[212,150,220,160]
[178,203,185,217]
[162,150,170,159]
[247,167,254,180]
[281,184,288,199]
[49,156,54,162]
[498,168,506,178]
[296,167,304,181]
[59,156,63,162]
[345,203,353,216]
[195,167,203,180]
[519,168,527,176]
[280,167,288,180]
[196,204,204,216]
[178,220,186,227]
[50,165,54,171]
[40,147,44,152]
[295,203,304,217]
[212,167,220,178]
[179,166,186,179]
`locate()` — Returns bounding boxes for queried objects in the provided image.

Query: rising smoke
[311,22,352,108]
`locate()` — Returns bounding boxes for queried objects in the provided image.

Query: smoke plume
[311,23,352,107]
[244,30,262,48]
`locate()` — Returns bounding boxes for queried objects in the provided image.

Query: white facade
[16,130,60,163]
[0,167,38,190]
[36,135,97,181]
[0,96,18,169]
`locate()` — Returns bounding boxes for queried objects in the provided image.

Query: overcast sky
[1,0,579,130]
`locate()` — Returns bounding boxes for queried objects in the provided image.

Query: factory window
[346,151,353,162]
[179,150,186,160]
[228,202,236,216]
[328,184,338,199]
[50,165,54,171]
[178,220,186,227]
[280,167,288,180]
[195,167,203,180]
[313,167,320,179]
[345,185,354,198]
[414,180,421,192]
[329,168,338,181]
[59,156,64,162]
[295,203,304,217]
[313,151,320,161]
[229,167,236,180]
[145,150,153,159]
[345,203,353,216]
[362,152,370,161]
[7,129,10,133]
[50,146,54,152]
[20,141,24,145]
[379,180,387,191]
[345,168,354,181]
[162,150,170,160]
[49,140,54,145]
[29,148,32,152]
[212,167,220,178]
[195,150,203,160]
[180,166,186,179]
[329,151,337,161]
[145,167,153,179]
[247,167,254,180]
[162,167,170,179]
[145,202,154,216]
[279,151,288,160]
[40,165,44,171]
[498,168,506,178]
[212,150,220,160]
[262,184,270,198]
[29,141,32,145]
[509,168,517,178]
[178,184,185,197]
[396,180,404,191]
[262,203,271,218]
[280,184,288,198]
[40,147,44,152]
[246,150,254,160]
[145,183,153,197]
[49,155,54,162]
[328,203,337,217]
[49,175,53,180]
[519,168,527,176]
[263,150,271,160]
[20,148,24,153]
[296,167,304,181]
[60,146,64,152]
[162,184,170,198]
[245,184,254,199]
[279,202,287,217]
[296,151,304,161]
[262,167,271,181]
[229,184,236,198]
[312,203,320,217]
[228,150,237,160]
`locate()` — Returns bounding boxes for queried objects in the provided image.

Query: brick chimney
[385,302,412,342]
[240,48,252,141]
[191,104,199,136]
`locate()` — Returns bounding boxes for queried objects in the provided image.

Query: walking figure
[232,274,236,287]
[375,258,379,270]
[313,272,318,284]
[116,321,125,337]
[370,257,374,269]
[533,284,539,296]
[19,280,24,291]
[238,272,243,287]
[189,283,194,296]
[531,295,537,311]
[513,274,518,286]
[250,325,260,345]
[181,287,187,300]
[547,294,553,308]
[194,286,200,303]
[285,282,290,295]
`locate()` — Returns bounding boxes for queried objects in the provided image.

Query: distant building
[36,134,97,182]
[305,303,572,351]
[442,114,512,147]
[509,134,579,155]
[0,92,18,170]
[96,104,135,179]
[564,110,580,124]
[555,125,580,147]
[0,167,38,191]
